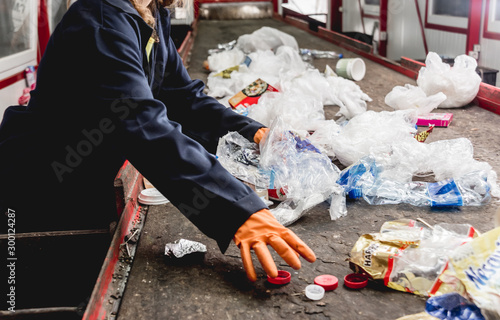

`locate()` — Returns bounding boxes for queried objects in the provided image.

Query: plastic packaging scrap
[395,313,440,320]
[165,239,207,258]
[385,84,447,115]
[207,48,246,72]
[425,293,485,320]
[207,39,236,55]
[205,30,371,121]
[417,52,481,109]
[328,110,419,167]
[349,219,478,297]
[337,155,491,207]
[259,117,342,226]
[440,226,500,319]
[213,56,252,79]
[299,48,343,62]
[235,26,299,53]
[215,131,273,191]
[247,91,326,132]
[414,125,435,143]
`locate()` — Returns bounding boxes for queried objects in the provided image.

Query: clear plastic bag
[417,52,481,108]
[329,110,418,166]
[247,91,326,132]
[259,117,342,226]
[207,48,245,72]
[235,26,299,53]
[215,131,272,190]
[385,84,447,115]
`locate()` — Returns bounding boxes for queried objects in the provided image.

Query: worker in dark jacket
[0,0,315,282]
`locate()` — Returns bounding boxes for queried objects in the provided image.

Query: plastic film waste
[235,26,299,53]
[259,117,342,226]
[385,84,447,115]
[417,52,481,108]
[337,155,491,207]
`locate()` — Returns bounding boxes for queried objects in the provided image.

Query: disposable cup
[335,58,366,81]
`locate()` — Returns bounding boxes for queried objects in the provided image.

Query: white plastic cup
[335,58,366,81]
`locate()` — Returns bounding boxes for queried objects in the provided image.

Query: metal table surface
[118,18,500,320]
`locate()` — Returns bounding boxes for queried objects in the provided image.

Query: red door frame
[466,0,482,54]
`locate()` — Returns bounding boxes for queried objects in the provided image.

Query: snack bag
[350,219,478,296]
[444,227,500,318]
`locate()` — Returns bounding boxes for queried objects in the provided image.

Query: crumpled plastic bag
[235,26,299,53]
[417,52,481,108]
[247,91,326,132]
[215,131,272,190]
[165,239,207,258]
[329,110,418,166]
[259,117,342,226]
[324,65,371,119]
[207,48,245,72]
[385,84,447,115]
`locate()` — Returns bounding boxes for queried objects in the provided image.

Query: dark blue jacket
[0,0,267,251]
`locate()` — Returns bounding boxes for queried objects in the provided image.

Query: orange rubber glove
[233,209,316,282]
[253,127,270,144]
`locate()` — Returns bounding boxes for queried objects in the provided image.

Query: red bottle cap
[344,273,368,289]
[267,270,291,285]
[314,275,338,291]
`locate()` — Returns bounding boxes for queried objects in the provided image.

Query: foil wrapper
[165,239,207,258]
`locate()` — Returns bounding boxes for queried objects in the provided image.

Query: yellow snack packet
[444,227,500,317]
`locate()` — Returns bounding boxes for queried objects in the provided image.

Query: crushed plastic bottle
[337,156,491,207]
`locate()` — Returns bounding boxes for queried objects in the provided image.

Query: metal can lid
[314,275,338,291]
[305,284,325,300]
[267,270,291,285]
[344,273,368,289]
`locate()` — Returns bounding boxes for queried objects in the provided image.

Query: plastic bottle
[337,157,491,207]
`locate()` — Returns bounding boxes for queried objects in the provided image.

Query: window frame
[0,0,38,82]
[483,0,500,40]
[425,0,469,34]
[362,0,380,17]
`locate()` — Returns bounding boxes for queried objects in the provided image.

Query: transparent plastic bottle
[337,157,491,207]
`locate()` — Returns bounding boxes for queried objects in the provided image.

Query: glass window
[0,0,31,59]
[48,0,68,32]
[432,0,469,18]
[426,0,469,31]
[496,0,500,20]
[365,0,380,5]
[0,0,37,80]
[485,0,500,37]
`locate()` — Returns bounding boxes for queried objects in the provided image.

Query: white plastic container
[305,284,325,300]
[138,188,170,205]
[336,58,366,81]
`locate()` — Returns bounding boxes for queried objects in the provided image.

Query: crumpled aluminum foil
[164,239,207,258]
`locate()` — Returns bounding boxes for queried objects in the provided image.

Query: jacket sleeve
[94,26,267,252]
[157,36,265,153]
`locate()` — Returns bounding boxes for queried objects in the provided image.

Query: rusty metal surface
[118,19,500,320]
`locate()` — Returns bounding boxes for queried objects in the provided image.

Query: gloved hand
[233,209,316,281]
[253,127,270,144]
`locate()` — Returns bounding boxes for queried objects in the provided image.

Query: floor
[118,18,500,320]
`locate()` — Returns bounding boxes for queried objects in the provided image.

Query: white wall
[386,0,427,61]
[479,38,500,86]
